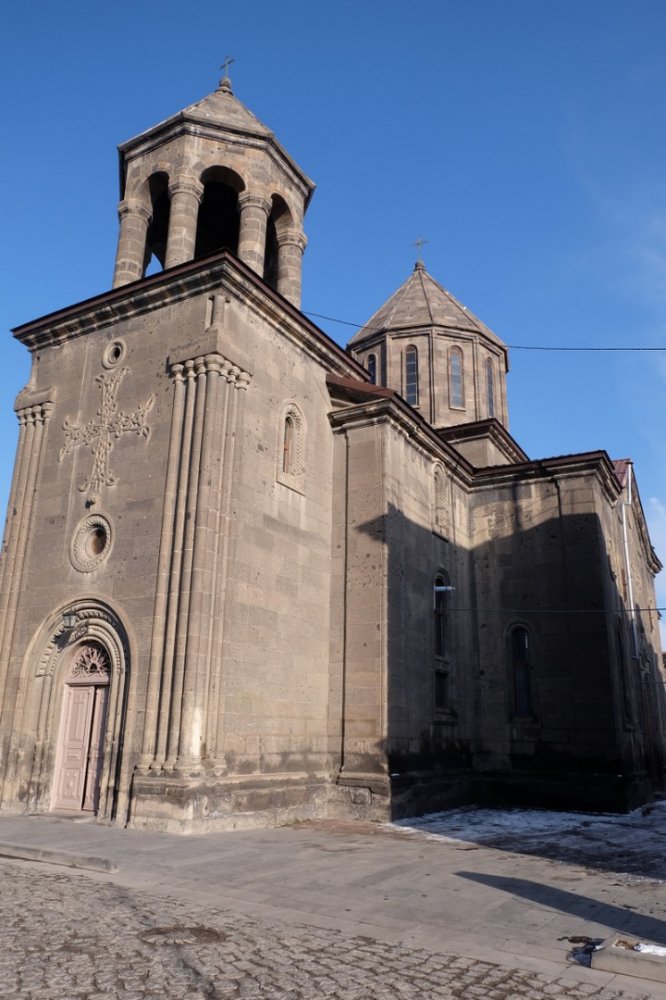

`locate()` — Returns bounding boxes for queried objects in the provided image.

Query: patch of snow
[389,800,666,880]
[636,943,666,956]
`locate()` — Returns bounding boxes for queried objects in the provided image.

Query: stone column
[237,193,271,276]
[277,228,307,308]
[112,200,152,288]
[165,176,204,269]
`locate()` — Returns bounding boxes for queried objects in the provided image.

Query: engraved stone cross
[59,367,154,495]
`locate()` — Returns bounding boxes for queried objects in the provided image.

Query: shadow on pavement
[456,870,666,944]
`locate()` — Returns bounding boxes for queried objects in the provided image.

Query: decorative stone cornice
[168,175,204,201]
[329,394,474,487]
[12,252,364,381]
[117,199,152,223]
[237,191,271,215]
[170,353,251,390]
[471,451,623,504]
[276,227,307,252]
[14,387,55,413]
[119,115,315,210]
[14,400,54,425]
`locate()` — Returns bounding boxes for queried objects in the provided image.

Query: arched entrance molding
[23,599,131,822]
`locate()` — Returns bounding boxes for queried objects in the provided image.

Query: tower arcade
[112,75,315,307]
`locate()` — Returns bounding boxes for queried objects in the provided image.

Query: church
[0,74,664,832]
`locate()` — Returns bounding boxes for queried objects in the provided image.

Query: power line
[445,607,663,615]
[303,310,666,351]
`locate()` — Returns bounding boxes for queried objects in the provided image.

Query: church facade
[0,77,664,831]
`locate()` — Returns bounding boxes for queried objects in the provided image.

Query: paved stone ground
[0,858,659,1000]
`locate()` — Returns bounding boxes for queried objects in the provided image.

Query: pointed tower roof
[118,76,315,206]
[172,76,272,137]
[349,262,506,351]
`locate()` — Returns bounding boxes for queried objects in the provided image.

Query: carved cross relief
[59,367,154,495]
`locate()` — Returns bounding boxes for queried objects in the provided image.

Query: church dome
[348,262,509,430]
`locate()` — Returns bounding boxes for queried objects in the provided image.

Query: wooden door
[52,685,95,811]
[82,686,108,812]
[52,642,111,814]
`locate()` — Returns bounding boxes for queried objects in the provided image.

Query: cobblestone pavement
[0,859,658,1000]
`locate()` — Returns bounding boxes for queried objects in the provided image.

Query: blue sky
[2,1,666,606]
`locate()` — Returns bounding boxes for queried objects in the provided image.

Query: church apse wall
[470,459,663,811]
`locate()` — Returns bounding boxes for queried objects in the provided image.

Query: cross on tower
[412,236,428,263]
[220,55,235,80]
[59,368,154,495]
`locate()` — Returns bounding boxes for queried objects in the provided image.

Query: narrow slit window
[434,574,449,659]
[434,573,450,714]
[367,353,377,385]
[449,347,464,409]
[486,358,495,418]
[404,346,419,406]
[511,626,533,718]
[283,415,294,474]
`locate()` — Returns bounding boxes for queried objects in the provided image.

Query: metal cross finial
[412,236,428,263]
[220,55,235,80]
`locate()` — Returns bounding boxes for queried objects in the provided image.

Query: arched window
[486,358,495,418]
[367,353,377,385]
[404,346,419,406]
[449,347,464,409]
[434,574,449,658]
[277,403,305,492]
[282,414,294,474]
[433,465,450,538]
[510,626,533,718]
[434,573,451,713]
[432,573,450,715]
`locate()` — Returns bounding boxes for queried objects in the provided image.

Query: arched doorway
[51,642,111,813]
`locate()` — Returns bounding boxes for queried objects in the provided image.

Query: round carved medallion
[70,514,113,573]
[102,339,126,370]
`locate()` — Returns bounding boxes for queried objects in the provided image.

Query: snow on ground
[391,801,666,880]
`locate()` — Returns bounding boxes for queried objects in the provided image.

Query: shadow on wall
[354,500,666,815]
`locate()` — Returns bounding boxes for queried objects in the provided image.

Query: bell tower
[112,72,315,307]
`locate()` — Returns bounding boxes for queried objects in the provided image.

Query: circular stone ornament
[70,514,113,572]
[102,339,126,369]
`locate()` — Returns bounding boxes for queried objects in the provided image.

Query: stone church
[0,75,664,831]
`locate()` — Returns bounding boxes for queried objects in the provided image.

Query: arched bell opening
[143,171,171,275]
[194,166,244,259]
[264,194,292,291]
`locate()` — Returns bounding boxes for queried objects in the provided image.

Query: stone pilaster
[112,200,152,288]
[164,177,204,269]
[0,398,53,776]
[277,228,307,308]
[141,330,251,775]
[237,193,271,276]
